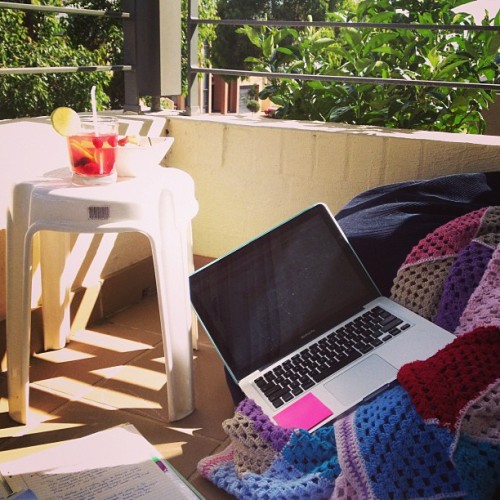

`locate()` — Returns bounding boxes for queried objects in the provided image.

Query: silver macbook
[190,203,455,431]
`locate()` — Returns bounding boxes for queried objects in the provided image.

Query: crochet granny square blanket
[198,206,500,499]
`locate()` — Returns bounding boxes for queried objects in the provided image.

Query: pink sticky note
[274,393,333,430]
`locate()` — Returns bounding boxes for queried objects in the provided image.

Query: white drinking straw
[90,85,99,134]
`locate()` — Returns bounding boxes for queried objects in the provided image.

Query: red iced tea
[67,133,117,176]
[67,116,118,184]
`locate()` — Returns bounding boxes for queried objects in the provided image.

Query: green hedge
[241,0,500,133]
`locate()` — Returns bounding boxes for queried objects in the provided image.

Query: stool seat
[6,166,198,424]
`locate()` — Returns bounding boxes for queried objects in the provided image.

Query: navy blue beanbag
[336,171,500,296]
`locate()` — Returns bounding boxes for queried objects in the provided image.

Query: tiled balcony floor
[0,293,237,499]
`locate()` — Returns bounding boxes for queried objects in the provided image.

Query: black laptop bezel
[189,203,380,381]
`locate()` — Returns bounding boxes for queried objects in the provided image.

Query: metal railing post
[122,0,141,113]
[186,0,201,115]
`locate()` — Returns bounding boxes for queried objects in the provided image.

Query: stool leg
[6,187,34,424]
[150,194,195,422]
[40,231,71,350]
[187,223,199,350]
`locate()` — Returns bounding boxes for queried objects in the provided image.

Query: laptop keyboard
[254,306,410,408]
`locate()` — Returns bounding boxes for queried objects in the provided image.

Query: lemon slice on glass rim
[50,107,81,136]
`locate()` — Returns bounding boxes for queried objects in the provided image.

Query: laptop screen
[190,204,379,381]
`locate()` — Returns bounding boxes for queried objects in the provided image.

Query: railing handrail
[0,1,129,18]
[0,65,133,76]
[191,67,500,92]
[190,17,500,32]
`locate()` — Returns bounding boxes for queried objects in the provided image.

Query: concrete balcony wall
[0,113,499,328]
[166,114,500,259]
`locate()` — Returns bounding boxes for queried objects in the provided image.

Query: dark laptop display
[190,204,379,382]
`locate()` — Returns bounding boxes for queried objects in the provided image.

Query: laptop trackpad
[324,355,396,405]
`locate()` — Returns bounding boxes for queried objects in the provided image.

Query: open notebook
[0,424,200,499]
[190,203,455,431]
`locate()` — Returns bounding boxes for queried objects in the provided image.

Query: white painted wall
[166,114,500,258]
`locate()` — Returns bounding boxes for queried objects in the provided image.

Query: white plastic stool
[6,166,198,424]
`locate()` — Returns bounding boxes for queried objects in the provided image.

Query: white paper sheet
[0,424,200,500]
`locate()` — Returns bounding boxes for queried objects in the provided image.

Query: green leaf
[262,35,274,58]
[306,80,327,90]
[328,106,353,122]
[288,60,305,71]
[370,60,390,78]
[239,26,261,49]
[244,56,263,64]
[426,48,440,70]
[450,95,468,111]
[435,59,468,80]
[277,47,294,56]
[343,29,362,49]
[487,33,500,57]
[364,32,400,53]
[275,28,299,44]
[312,38,335,49]
[372,46,404,59]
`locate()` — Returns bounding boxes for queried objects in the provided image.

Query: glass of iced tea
[67,115,118,185]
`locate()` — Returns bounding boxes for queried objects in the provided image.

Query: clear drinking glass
[67,116,118,185]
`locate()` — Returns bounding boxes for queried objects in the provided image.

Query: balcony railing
[0,3,131,91]
[0,1,498,116]
[186,3,500,114]
[189,19,500,90]
[0,0,181,113]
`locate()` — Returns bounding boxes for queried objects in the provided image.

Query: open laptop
[190,203,455,431]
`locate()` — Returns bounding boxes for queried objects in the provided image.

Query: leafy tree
[210,0,336,71]
[61,0,124,109]
[242,0,500,133]
[0,0,120,119]
[210,0,268,71]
